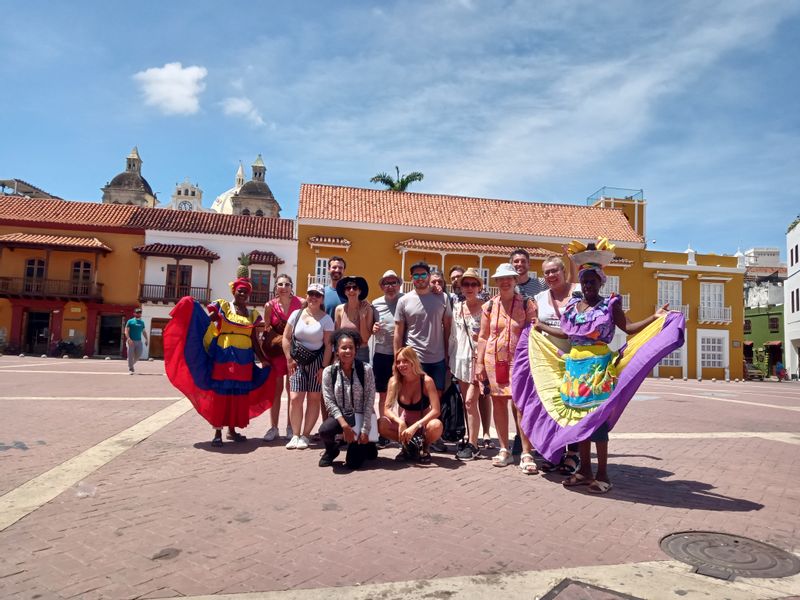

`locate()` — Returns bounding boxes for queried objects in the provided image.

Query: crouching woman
[319,328,378,469]
[377,346,443,464]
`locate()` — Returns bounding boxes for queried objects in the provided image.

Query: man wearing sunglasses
[394,261,452,394]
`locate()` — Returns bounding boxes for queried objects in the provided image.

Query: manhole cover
[660,531,800,579]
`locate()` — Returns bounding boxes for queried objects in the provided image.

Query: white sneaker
[263,427,278,442]
[285,426,293,440]
[296,435,310,450]
[285,435,300,449]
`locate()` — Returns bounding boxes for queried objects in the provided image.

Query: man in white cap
[372,269,404,446]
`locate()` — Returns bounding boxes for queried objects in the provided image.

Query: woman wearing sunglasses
[282,283,334,450]
[334,275,375,363]
[261,274,303,442]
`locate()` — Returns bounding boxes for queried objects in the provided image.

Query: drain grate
[660,531,800,580]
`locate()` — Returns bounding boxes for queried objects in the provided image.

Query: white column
[400,249,406,278]
[440,252,446,272]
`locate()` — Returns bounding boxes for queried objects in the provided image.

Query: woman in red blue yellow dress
[164,277,275,446]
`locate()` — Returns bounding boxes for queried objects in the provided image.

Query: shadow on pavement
[541,465,764,512]
[191,440,260,454]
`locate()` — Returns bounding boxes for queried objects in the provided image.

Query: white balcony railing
[620,293,630,311]
[698,305,732,324]
[307,275,329,288]
[656,304,690,321]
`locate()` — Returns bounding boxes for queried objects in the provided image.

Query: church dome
[238,180,275,199]
[107,171,154,196]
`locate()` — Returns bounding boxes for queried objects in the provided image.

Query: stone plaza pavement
[0,355,799,599]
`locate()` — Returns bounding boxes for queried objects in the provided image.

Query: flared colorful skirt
[512,312,685,463]
[164,297,275,429]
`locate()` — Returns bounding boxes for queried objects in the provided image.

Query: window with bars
[769,316,779,332]
[660,347,682,367]
[480,268,490,289]
[744,319,751,333]
[700,336,725,368]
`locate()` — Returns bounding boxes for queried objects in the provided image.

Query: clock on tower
[171,178,204,212]
[178,200,194,211]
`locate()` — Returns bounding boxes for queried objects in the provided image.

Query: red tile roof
[133,243,220,260]
[0,232,112,252]
[395,238,633,265]
[298,184,644,243]
[248,250,285,265]
[745,265,787,280]
[307,235,351,248]
[0,196,296,240]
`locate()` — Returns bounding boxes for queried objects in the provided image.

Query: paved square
[0,355,799,599]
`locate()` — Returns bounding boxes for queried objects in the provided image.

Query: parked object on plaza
[513,239,686,493]
[163,277,275,447]
[743,361,765,381]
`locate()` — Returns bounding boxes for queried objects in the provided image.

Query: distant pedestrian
[324,256,347,319]
[125,307,148,374]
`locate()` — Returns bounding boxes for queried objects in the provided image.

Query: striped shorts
[289,351,324,393]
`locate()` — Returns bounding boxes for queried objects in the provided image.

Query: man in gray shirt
[394,261,452,392]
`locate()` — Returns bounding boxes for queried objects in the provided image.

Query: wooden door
[148,318,170,359]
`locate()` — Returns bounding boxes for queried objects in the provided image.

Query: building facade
[210,155,281,217]
[296,184,745,379]
[101,147,158,208]
[743,246,786,376]
[784,218,800,379]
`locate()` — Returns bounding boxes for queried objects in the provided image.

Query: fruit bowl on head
[572,248,615,267]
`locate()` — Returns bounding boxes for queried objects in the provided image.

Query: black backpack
[330,360,365,389]
[439,379,466,442]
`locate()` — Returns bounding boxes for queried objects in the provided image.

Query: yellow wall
[0,225,144,305]
[297,224,744,379]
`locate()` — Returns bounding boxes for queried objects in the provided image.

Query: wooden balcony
[0,277,103,301]
[140,284,211,304]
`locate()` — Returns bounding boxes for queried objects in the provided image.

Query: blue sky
[1,1,798,257]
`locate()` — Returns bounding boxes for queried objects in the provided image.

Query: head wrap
[578,263,607,285]
[229,277,253,294]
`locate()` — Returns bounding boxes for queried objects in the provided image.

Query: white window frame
[603,275,620,296]
[314,258,328,285]
[700,282,724,309]
[696,328,730,379]
[480,268,490,289]
[658,279,682,307]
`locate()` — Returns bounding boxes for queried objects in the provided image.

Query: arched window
[24,258,46,293]
[72,261,92,295]
[255,209,264,217]
[177,189,182,195]
[241,208,251,216]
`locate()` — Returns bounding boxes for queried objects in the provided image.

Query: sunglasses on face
[460,281,480,288]
[307,292,323,298]
[344,284,359,291]
[382,280,399,287]
[134,311,142,315]
[411,273,429,280]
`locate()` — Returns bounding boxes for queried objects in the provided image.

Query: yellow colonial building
[296,184,745,380]
[0,197,145,356]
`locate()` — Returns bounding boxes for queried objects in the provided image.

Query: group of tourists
[164,240,685,492]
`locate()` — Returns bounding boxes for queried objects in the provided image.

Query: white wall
[784,226,800,379]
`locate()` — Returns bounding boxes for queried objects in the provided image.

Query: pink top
[268,295,303,327]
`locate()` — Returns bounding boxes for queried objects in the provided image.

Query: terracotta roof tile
[133,243,220,260]
[307,235,351,248]
[0,232,112,252]
[298,184,643,243]
[395,238,633,265]
[745,265,787,279]
[248,250,285,265]
[0,196,296,240]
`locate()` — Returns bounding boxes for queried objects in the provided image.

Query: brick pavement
[0,356,798,599]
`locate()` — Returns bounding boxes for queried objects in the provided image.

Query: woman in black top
[377,346,442,464]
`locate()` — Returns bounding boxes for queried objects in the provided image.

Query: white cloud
[133,62,207,115]
[221,96,266,127]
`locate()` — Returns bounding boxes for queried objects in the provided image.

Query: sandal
[559,453,580,476]
[563,473,591,487]
[492,448,513,467]
[418,451,431,465]
[519,452,538,475]
[211,435,223,448]
[540,460,559,472]
[483,436,495,450]
[588,480,613,494]
[226,431,247,442]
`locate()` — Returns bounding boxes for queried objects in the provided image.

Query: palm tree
[370,166,424,191]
